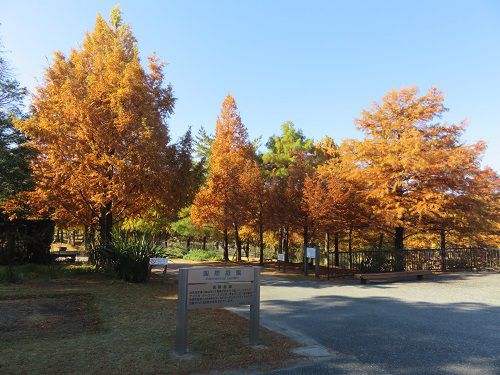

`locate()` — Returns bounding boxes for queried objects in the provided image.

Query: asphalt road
[235,272,500,375]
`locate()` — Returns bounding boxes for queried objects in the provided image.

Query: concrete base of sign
[170,350,195,361]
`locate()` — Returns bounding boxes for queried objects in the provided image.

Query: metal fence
[328,248,500,274]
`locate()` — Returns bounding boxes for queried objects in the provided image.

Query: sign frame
[303,247,320,277]
[175,266,261,355]
[148,257,168,282]
[277,253,286,273]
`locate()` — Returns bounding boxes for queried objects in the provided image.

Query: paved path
[233,272,500,375]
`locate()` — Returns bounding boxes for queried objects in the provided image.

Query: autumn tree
[347,87,496,269]
[305,138,371,266]
[191,95,261,261]
[15,8,192,244]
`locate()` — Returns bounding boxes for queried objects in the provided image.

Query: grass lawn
[0,265,298,375]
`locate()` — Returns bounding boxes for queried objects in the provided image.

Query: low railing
[329,248,500,273]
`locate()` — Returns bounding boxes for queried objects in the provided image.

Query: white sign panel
[149,257,168,266]
[187,282,254,309]
[306,247,316,258]
[277,253,285,261]
[187,267,254,284]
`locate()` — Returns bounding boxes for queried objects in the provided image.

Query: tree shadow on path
[260,294,500,375]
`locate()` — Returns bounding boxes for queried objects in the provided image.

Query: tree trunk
[186,237,191,251]
[259,218,264,266]
[325,232,330,278]
[440,227,446,271]
[278,227,283,256]
[234,223,242,261]
[99,202,113,246]
[83,225,91,252]
[334,231,340,266]
[245,238,250,259]
[223,228,229,261]
[378,232,384,250]
[303,225,309,266]
[394,226,405,271]
[284,226,289,262]
[202,236,207,250]
[348,226,353,269]
[6,229,16,282]
[303,225,308,249]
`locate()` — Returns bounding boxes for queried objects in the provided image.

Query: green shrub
[97,231,165,282]
[183,249,222,261]
[356,251,395,273]
[0,219,55,265]
[164,245,187,259]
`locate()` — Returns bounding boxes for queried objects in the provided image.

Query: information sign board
[306,247,316,258]
[149,257,168,266]
[187,282,254,309]
[175,266,261,355]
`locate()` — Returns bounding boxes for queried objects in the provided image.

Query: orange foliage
[191,94,261,260]
[13,12,188,241]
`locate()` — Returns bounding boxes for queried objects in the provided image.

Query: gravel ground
[233,272,500,375]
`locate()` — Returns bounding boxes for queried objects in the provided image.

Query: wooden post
[315,247,320,278]
[440,228,446,272]
[303,246,308,276]
[326,232,330,280]
[249,267,261,345]
[334,232,339,267]
[175,268,188,355]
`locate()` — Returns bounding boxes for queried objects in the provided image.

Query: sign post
[315,247,320,278]
[149,257,169,282]
[304,247,320,277]
[175,268,189,354]
[277,253,285,273]
[175,266,261,355]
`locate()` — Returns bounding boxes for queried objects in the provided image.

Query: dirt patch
[0,294,98,341]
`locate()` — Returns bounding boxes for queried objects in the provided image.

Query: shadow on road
[260,271,498,290]
[260,293,500,375]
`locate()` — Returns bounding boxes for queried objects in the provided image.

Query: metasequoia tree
[419,164,499,250]
[347,87,493,269]
[305,138,370,266]
[15,9,189,244]
[191,94,261,261]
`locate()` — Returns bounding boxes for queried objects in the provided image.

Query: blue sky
[1,0,499,170]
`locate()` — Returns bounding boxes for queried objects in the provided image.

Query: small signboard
[306,247,316,258]
[149,257,168,266]
[175,267,261,355]
[277,253,285,262]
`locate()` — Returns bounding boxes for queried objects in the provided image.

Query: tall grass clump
[94,231,165,282]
